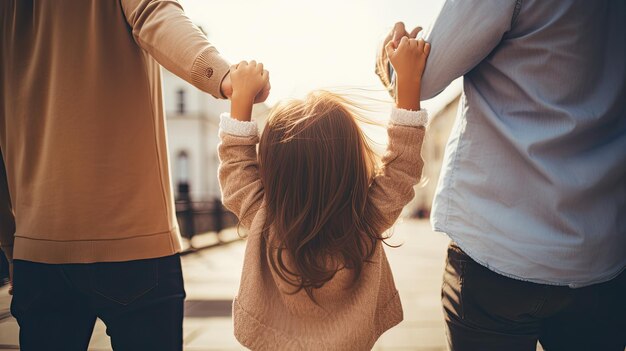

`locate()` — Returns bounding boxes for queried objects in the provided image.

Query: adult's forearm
[120,0,230,98]
[419,0,518,100]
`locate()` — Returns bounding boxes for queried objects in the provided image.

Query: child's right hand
[231,60,269,102]
[229,60,270,121]
[385,37,430,111]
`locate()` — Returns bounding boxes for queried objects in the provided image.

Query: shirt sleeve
[0,150,15,263]
[420,0,520,99]
[120,0,231,98]
[367,107,427,232]
[217,113,264,229]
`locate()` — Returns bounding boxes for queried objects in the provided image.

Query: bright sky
[179,0,461,126]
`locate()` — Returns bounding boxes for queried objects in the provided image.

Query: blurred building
[163,69,228,201]
[410,94,460,218]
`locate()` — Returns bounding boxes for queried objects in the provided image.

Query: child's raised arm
[368,37,431,231]
[217,61,270,228]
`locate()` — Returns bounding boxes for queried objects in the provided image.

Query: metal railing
[175,198,237,239]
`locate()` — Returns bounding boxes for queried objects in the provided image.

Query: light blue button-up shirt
[422,0,625,287]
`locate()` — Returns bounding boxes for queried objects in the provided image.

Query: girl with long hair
[218,36,430,350]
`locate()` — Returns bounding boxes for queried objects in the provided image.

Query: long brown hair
[258,90,388,300]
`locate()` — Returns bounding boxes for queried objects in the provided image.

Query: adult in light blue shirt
[378,0,625,349]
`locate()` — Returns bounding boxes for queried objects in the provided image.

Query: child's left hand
[230,60,270,121]
[386,36,430,85]
[385,37,430,111]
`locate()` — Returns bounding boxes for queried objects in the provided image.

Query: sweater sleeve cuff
[390,107,428,127]
[219,113,259,137]
[190,47,231,99]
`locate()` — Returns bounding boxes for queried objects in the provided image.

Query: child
[218,36,430,350]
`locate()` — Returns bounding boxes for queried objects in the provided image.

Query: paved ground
[0,220,461,350]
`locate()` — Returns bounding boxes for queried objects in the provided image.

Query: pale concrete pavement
[0,219,454,350]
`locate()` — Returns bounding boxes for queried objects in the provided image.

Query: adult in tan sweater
[218,37,430,350]
[0,1,268,350]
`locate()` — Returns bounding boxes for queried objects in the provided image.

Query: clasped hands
[220,61,270,105]
[376,22,428,100]
[226,60,270,122]
[385,26,430,111]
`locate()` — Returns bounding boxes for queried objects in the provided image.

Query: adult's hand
[221,71,271,103]
[375,22,422,97]
[390,22,423,47]
[254,79,271,104]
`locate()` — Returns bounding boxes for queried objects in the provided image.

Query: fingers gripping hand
[230,60,270,102]
[229,60,269,121]
[384,22,423,55]
[386,37,430,111]
[385,36,430,84]
[377,22,422,96]
[254,72,271,103]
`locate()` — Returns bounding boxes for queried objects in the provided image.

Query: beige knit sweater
[0,0,229,264]
[218,107,427,350]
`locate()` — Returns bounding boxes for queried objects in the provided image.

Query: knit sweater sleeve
[217,113,264,229]
[120,0,230,98]
[367,107,427,232]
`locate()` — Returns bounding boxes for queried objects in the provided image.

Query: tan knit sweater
[0,0,230,263]
[218,107,427,350]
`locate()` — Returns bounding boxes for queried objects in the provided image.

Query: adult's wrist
[220,72,233,99]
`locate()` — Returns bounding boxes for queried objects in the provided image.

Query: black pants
[442,242,626,351]
[10,254,185,351]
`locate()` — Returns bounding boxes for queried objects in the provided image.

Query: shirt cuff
[390,107,428,127]
[219,113,259,137]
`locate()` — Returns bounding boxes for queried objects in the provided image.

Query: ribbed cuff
[190,47,231,99]
[219,113,259,137]
[390,107,428,127]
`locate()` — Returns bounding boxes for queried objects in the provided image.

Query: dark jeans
[10,254,185,351]
[442,242,626,351]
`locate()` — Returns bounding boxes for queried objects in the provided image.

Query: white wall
[162,69,230,201]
